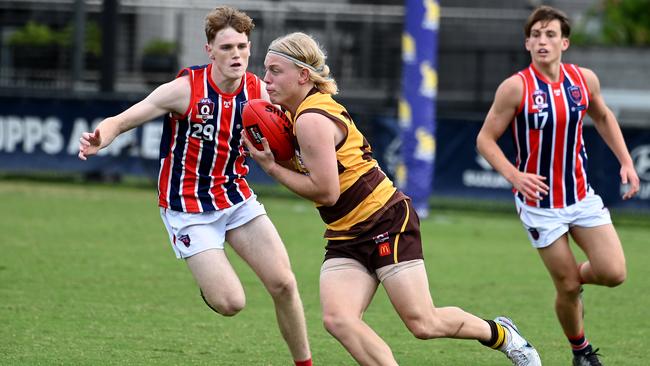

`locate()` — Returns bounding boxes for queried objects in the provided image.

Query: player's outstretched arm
[582,67,639,199]
[78,76,190,160]
[477,75,549,201]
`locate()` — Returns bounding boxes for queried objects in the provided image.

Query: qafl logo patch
[196,98,215,121]
[532,89,548,111]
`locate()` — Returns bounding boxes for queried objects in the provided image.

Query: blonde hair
[268,32,338,95]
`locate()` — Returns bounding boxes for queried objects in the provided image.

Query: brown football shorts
[324,198,424,273]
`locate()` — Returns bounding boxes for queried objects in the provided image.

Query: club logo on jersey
[223,100,232,109]
[177,234,191,247]
[528,228,540,241]
[196,98,215,121]
[568,85,583,104]
[532,90,548,111]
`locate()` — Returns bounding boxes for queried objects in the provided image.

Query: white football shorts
[160,196,267,259]
[515,191,612,249]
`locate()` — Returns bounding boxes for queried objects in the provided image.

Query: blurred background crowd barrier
[1,0,649,211]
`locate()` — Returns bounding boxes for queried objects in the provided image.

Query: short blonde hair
[268,32,338,95]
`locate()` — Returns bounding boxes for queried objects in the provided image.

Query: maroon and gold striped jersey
[289,90,405,239]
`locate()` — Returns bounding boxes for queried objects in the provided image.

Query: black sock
[480,319,506,349]
[568,331,592,356]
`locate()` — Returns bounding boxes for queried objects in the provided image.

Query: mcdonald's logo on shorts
[378,242,392,257]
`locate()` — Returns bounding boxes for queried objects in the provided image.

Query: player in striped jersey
[78,7,312,366]
[477,6,639,366]
[245,32,541,366]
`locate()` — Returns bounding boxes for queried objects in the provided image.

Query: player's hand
[78,129,102,160]
[620,164,640,200]
[242,134,276,174]
[512,171,548,201]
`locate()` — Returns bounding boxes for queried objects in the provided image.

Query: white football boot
[495,316,542,366]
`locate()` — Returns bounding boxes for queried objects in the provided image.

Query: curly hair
[204,6,254,43]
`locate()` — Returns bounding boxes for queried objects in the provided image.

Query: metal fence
[0,1,528,117]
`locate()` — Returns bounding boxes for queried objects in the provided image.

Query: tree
[573,0,650,46]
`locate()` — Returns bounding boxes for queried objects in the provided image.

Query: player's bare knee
[600,267,626,287]
[322,306,360,336]
[266,273,298,299]
[216,300,245,316]
[200,290,245,316]
[404,313,443,340]
[322,313,351,336]
[556,277,582,297]
[321,314,339,335]
[408,322,437,340]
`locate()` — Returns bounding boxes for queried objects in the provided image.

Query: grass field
[1,179,648,365]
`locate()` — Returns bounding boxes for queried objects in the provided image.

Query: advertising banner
[0,96,160,178]
[398,0,439,217]
[0,96,274,184]
[2,96,647,211]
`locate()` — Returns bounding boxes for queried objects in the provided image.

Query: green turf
[0,180,648,365]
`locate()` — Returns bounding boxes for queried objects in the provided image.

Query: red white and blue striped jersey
[158,64,261,212]
[512,63,591,208]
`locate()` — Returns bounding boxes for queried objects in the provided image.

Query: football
[242,99,295,161]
